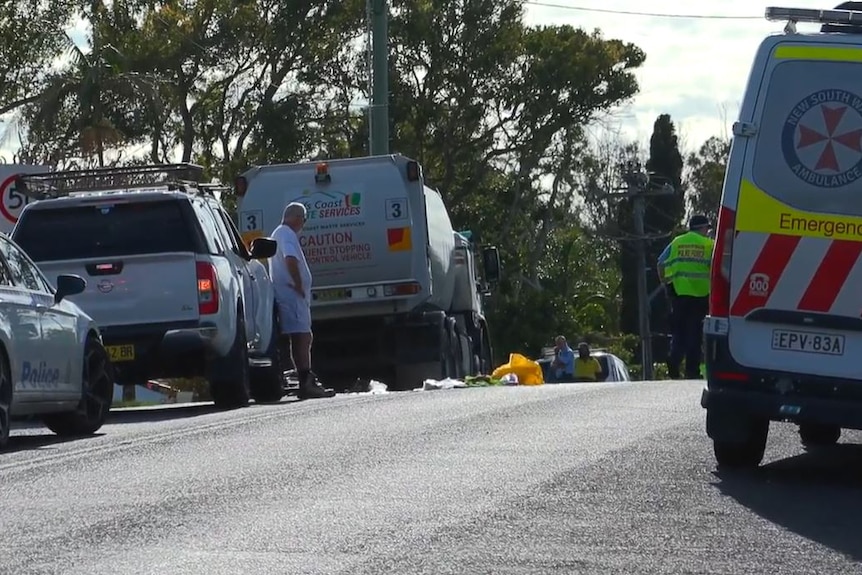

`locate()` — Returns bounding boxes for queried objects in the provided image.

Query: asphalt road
[1,381,861,575]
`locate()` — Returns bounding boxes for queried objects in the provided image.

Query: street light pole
[368,0,390,155]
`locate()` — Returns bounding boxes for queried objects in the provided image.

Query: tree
[0,1,77,117]
[617,114,684,364]
[17,1,165,167]
[0,0,651,363]
[686,135,730,225]
[382,3,646,355]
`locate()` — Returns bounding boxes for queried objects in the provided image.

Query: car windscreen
[14,200,197,262]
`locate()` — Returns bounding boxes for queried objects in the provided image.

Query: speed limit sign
[0,174,31,230]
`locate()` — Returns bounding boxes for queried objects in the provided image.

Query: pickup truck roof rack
[15,163,212,200]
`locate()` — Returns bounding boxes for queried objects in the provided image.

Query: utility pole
[368,0,390,155]
[631,180,653,379]
[609,162,675,381]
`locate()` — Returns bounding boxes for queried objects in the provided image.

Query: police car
[702,4,862,468]
[0,233,113,449]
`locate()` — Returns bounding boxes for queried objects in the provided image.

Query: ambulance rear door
[728,34,862,381]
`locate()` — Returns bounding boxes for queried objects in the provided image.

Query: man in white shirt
[270,202,334,399]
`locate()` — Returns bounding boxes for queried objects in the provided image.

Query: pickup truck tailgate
[12,197,203,327]
[36,253,200,326]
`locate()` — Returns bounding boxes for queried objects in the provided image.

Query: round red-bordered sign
[0,174,31,225]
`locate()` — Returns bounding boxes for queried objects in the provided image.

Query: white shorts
[276,295,311,334]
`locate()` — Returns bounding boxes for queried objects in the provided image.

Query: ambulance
[702,4,862,468]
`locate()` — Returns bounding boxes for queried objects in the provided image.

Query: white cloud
[523,0,827,150]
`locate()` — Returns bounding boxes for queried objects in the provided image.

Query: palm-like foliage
[24,0,165,167]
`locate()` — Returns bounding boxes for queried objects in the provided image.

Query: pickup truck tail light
[196,262,219,315]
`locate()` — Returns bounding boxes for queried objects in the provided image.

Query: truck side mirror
[482,246,501,283]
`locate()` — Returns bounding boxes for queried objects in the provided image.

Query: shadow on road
[106,403,225,424]
[5,433,104,453]
[713,443,862,562]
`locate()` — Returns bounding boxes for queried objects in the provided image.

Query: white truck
[236,154,501,390]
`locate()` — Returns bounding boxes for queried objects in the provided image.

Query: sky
[0,0,831,161]
[522,0,827,150]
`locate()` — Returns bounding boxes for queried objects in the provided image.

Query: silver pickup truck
[12,164,285,409]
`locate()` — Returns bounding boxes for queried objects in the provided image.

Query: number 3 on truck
[386,198,408,221]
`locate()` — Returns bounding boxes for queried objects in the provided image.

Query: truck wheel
[799,424,841,447]
[209,307,251,410]
[0,346,11,449]
[448,322,462,379]
[440,320,456,379]
[44,335,114,437]
[480,327,493,374]
[249,308,287,404]
[712,418,769,469]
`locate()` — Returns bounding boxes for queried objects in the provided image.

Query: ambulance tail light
[384,282,421,296]
[196,262,219,315]
[710,206,736,317]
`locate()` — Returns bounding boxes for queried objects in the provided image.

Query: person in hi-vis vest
[656,215,715,379]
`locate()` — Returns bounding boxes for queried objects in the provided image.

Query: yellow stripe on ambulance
[736,179,862,241]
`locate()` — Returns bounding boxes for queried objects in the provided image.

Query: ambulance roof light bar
[765,6,862,28]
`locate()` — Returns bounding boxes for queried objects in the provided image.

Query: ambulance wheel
[44,335,114,437]
[712,419,769,469]
[799,424,841,447]
[0,345,11,449]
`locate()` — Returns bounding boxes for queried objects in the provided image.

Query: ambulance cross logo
[782,89,862,188]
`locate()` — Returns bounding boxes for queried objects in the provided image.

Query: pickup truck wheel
[799,424,841,447]
[712,419,768,469]
[209,309,251,410]
[0,347,11,449]
[249,308,287,404]
[44,336,114,437]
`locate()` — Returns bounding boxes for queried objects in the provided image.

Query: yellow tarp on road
[491,353,544,386]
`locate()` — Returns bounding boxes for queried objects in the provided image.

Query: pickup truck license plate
[771,329,845,356]
[106,345,135,362]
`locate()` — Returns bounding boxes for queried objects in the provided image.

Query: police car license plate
[771,329,845,356]
[106,345,135,362]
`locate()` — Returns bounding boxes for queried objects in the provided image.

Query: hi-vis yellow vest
[663,232,714,297]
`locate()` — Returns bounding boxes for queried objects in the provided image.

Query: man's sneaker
[297,371,335,399]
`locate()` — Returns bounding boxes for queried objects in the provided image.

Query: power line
[523,1,761,20]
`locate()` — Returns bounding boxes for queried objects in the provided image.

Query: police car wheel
[44,336,114,437]
[0,347,11,449]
